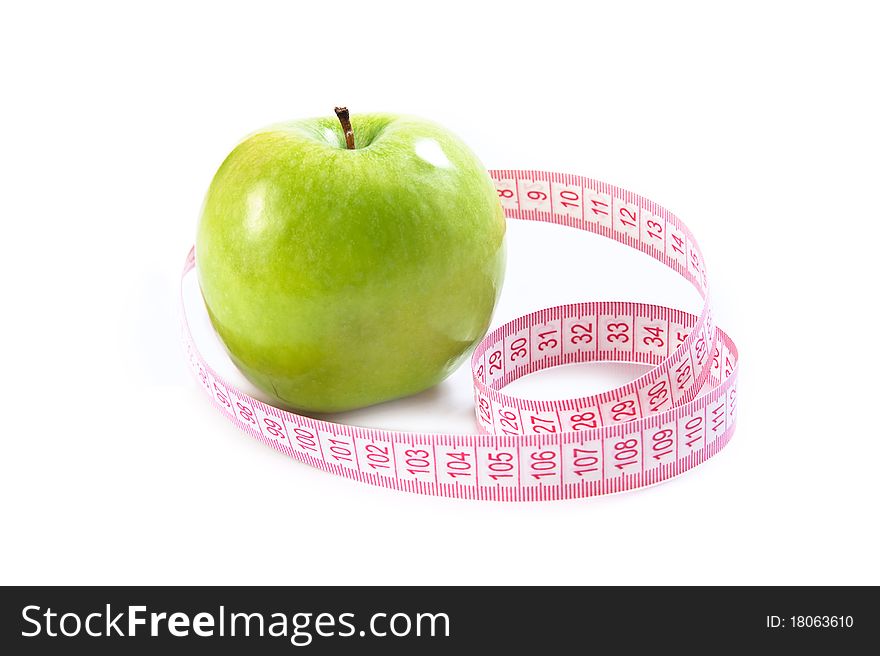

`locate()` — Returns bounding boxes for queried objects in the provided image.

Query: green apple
[196,109,506,412]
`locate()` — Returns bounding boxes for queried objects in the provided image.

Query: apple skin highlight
[196,112,507,412]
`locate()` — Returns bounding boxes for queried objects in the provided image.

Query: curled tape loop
[181,170,738,500]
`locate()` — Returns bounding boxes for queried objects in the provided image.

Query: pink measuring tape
[181,169,739,500]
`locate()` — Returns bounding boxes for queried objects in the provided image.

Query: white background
[2,1,877,585]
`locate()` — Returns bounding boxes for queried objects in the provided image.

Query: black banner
[0,586,874,653]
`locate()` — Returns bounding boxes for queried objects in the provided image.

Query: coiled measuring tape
[181,169,738,500]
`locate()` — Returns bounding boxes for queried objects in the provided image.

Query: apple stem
[334,107,355,149]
